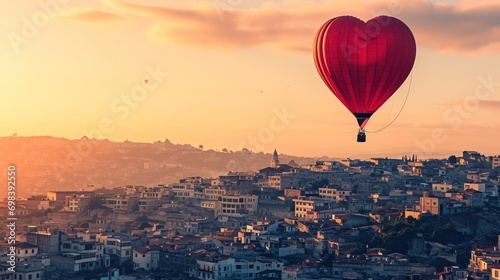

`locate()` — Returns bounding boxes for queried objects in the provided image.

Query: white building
[200,201,217,209]
[268,172,299,190]
[432,183,454,193]
[138,198,160,212]
[140,186,167,199]
[171,182,202,199]
[133,247,160,270]
[12,260,44,280]
[97,233,140,264]
[195,256,284,280]
[268,175,282,190]
[236,221,281,244]
[293,197,334,219]
[493,267,500,280]
[319,186,351,201]
[60,237,109,270]
[51,252,100,272]
[467,172,481,183]
[104,195,139,211]
[15,242,38,262]
[124,185,146,195]
[493,156,500,169]
[64,195,91,212]
[215,195,258,217]
[464,183,486,193]
[99,268,120,280]
[203,187,227,200]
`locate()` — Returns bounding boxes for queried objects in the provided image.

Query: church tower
[271,149,280,168]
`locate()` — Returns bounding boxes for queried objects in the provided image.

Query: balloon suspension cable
[366,70,414,133]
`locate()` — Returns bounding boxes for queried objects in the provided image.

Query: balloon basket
[357,129,366,142]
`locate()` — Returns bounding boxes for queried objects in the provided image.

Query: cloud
[441,99,500,111]
[98,0,324,51]
[65,0,500,53]
[478,100,500,110]
[399,0,500,53]
[59,8,127,22]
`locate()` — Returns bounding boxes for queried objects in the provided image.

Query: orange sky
[1,0,499,158]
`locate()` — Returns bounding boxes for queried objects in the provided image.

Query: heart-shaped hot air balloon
[313,15,416,142]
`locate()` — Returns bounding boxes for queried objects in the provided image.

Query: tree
[369,236,384,248]
[120,259,134,274]
[320,253,336,267]
[382,227,417,254]
[347,246,364,255]
[311,179,329,189]
[139,221,152,230]
[448,155,457,165]
[431,225,461,244]
[428,257,454,273]
[406,216,416,226]
[79,222,89,228]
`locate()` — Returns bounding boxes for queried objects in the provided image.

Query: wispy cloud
[59,8,127,22]
[441,99,500,111]
[62,0,500,53]
[400,0,500,53]
[98,0,323,51]
[478,100,500,110]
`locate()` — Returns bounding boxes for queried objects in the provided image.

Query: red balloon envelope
[313,15,416,129]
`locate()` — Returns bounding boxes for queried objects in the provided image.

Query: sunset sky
[1,0,499,158]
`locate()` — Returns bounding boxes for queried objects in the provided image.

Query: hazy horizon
[1,135,495,200]
[1,134,492,160]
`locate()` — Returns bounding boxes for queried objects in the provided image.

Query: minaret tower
[271,149,280,168]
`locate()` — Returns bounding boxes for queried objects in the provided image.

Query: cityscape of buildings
[2,150,500,280]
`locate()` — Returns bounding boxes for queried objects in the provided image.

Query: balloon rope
[380,90,397,128]
[366,70,414,133]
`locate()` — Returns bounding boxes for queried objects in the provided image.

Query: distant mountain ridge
[0,136,325,198]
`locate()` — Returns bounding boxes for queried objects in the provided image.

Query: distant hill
[0,136,324,199]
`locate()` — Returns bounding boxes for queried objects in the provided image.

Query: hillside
[0,136,323,198]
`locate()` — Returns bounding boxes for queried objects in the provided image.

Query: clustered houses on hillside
[1,150,500,279]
